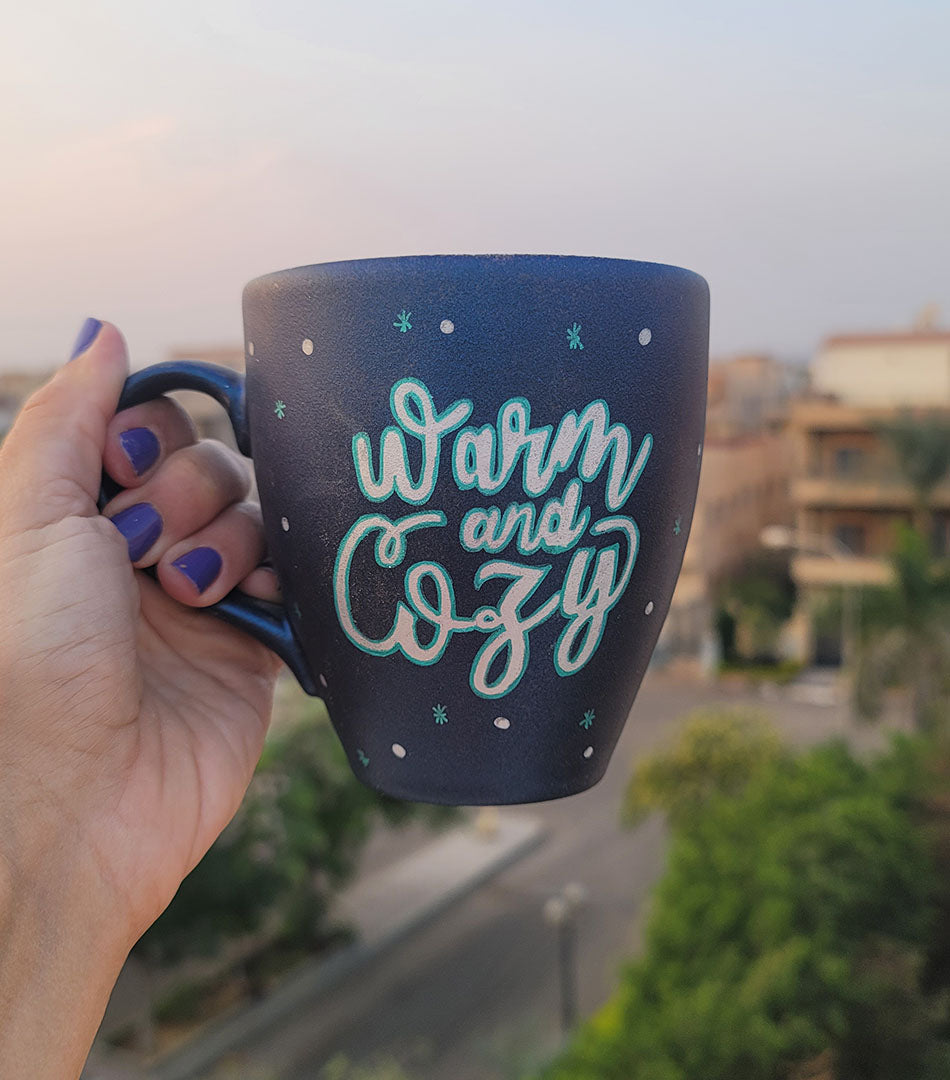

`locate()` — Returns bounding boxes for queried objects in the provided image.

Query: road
[216,672,867,1080]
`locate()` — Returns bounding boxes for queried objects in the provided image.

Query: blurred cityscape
[5,316,950,1079]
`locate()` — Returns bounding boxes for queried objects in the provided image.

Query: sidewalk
[121,812,546,1080]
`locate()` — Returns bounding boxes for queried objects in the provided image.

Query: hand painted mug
[112,256,709,804]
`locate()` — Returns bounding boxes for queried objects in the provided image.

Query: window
[834,523,866,555]
[834,447,864,477]
[932,517,950,558]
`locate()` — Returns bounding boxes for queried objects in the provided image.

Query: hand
[0,321,282,1076]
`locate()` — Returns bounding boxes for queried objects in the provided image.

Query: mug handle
[97,360,319,697]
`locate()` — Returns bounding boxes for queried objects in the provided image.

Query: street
[218,672,867,1080]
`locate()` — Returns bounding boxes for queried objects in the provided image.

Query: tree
[877,412,950,540]
[716,554,796,664]
[321,1056,415,1080]
[130,696,454,1038]
[542,721,950,1080]
[854,525,950,731]
[621,708,782,828]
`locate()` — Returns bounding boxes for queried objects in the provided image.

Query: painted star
[567,322,584,350]
[674,517,682,535]
[274,400,286,419]
[357,749,370,767]
[433,703,449,725]
[393,309,412,333]
[580,709,595,730]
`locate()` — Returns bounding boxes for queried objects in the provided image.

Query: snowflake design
[357,749,370,767]
[674,516,682,535]
[567,322,584,350]
[433,703,449,725]
[274,400,286,419]
[580,709,595,730]
[393,309,412,333]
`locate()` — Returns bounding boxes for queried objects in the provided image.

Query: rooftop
[823,330,950,347]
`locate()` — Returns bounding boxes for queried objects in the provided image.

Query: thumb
[0,319,129,533]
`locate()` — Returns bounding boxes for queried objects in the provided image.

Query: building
[787,328,950,661]
[705,352,792,437]
[661,354,794,664]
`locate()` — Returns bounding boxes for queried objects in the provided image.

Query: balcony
[793,466,950,510]
[791,553,894,589]
[788,399,902,432]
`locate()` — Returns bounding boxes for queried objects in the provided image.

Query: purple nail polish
[172,547,223,594]
[119,427,160,476]
[110,503,163,562]
[69,317,102,361]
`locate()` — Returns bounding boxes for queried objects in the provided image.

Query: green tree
[717,554,796,664]
[621,708,782,828]
[254,710,452,947]
[130,697,453,1040]
[543,725,950,1080]
[854,525,950,730]
[877,412,950,540]
[321,1055,415,1080]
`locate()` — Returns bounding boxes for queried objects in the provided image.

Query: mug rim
[245,253,708,294]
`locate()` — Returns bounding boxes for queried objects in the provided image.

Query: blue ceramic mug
[110,256,708,804]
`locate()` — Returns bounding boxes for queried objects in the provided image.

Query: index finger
[102,397,198,489]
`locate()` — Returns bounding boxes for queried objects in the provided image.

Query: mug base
[351,765,610,807]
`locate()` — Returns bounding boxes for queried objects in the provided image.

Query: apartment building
[787,329,950,660]
[661,354,794,662]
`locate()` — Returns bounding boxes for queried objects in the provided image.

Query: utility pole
[543,882,588,1036]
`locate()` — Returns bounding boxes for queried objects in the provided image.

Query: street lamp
[543,882,588,1036]
[759,525,861,672]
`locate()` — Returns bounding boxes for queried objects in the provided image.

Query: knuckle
[152,396,199,440]
[17,379,60,422]
[233,500,264,529]
[170,441,248,502]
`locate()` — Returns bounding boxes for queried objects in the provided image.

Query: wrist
[0,809,133,1077]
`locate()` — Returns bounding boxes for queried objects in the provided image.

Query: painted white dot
[583,745,594,759]
[247,341,255,356]
[319,673,328,689]
[440,319,455,335]
[302,338,314,356]
[281,516,290,532]
[392,743,407,759]
[697,442,703,456]
[493,716,511,730]
[638,328,652,346]
[645,601,655,615]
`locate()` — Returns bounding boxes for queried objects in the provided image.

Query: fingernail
[172,547,223,594]
[119,427,161,476]
[69,317,102,361]
[110,503,163,562]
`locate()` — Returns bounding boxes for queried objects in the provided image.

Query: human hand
[0,320,282,1076]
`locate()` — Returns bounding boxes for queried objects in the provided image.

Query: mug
[109,255,709,804]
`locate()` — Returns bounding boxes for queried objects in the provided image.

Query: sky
[1,0,948,371]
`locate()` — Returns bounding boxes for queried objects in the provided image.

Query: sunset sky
[2,0,948,370]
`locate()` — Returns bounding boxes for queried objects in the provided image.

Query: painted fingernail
[110,503,163,562]
[172,547,223,594]
[69,317,102,361]
[119,427,161,476]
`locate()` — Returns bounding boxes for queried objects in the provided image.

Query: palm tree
[878,412,950,541]
[855,526,950,730]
